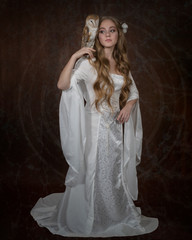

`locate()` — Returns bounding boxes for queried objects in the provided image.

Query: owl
[81,14,99,48]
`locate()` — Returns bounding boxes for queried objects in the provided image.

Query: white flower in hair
[122,23,128,33]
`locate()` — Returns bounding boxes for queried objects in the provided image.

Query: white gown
[30,59,158,237]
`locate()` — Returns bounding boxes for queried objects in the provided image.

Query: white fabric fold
[59,74,86,186]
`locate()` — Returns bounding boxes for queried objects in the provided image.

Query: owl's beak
[91,19,99,28]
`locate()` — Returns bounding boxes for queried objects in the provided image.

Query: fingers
[74,47,94,60]
[117,111,130,124]
[124,114,130,122]
[117,112,124,123]
[116,112,121,122]
[78,47,96,59]
[83,47,96,59]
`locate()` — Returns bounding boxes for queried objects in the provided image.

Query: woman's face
[98,19,118,48]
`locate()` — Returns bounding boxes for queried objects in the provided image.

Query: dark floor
[0,0,192,240]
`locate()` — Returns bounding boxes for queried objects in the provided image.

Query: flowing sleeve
[123,73,143,201]
[127,71,139,102]
[59,59,89,187]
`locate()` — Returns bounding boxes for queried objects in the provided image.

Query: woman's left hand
[117,99,137,124]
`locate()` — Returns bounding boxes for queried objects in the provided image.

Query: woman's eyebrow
[99,26,116,29]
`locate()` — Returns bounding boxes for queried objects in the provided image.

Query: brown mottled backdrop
[0,0,191,239]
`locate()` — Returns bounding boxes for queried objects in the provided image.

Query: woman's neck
[103,47,119,74]
[103,47,114,60]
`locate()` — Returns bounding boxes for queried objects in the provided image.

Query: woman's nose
[106,31,110,36]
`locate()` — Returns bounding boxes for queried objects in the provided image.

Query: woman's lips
[105,39,112,42]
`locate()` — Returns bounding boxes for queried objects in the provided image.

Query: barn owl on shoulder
[81,14,99,48]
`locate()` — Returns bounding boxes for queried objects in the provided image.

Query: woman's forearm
[126,98,138,110]
[57,54,77,90]
[57,47,96,90]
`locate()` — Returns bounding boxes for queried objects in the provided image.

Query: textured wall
[0,0,191,239]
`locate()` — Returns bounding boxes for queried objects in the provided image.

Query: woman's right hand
[72,47,96,61]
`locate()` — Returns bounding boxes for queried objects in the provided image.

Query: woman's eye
[99,30,105,34]
[110,29,116,33]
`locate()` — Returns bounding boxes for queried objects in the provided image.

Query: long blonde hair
[91,16,132,112]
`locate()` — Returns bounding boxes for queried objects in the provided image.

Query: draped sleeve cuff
[127,72,139,102]
[123,100,143,200]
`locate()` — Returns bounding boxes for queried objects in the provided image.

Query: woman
[31,16,158,237]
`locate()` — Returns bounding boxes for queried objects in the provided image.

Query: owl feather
[81,14,99,48]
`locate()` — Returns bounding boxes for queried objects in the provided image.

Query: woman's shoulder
[75,58,92,69]
[73,57,96,81]
[75,57,96,75]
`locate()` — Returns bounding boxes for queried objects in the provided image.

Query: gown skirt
[30,60,158,237]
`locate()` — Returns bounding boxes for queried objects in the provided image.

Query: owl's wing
[81,26,89,48]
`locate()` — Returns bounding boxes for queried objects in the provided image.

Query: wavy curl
[91,16,132,111]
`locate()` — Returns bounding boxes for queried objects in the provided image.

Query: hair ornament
[121,23,128,33]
